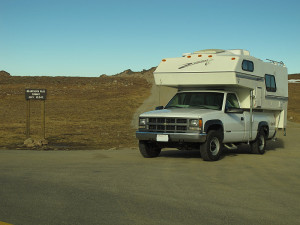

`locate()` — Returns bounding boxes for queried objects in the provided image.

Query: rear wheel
[200,130,223,161]
[250,129,266,154]
[139,141,161,158]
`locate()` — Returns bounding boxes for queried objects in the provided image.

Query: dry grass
[287,74,300,123]
[288,83,300,123]
[0,74,151,149]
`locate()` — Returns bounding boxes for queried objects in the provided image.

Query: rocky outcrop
[112,67,156,82]
[0,70,11,78]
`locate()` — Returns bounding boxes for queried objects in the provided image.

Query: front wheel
[139,141,161,158]
[200,130,223,161]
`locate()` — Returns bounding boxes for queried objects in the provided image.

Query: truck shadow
[160,149,201,158]
[224,138,285,157]
[266,138,285,150]
[159,138,284,159]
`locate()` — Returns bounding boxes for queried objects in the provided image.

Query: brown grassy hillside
[0,69,153,149]
[289,73,300,79]
[288,73,300,122]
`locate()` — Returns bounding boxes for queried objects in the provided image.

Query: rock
[24,138,35,148]
[115,69,134,77]
[33,139,43,147]
[41,139,49,145]
[24,138,48,148]
[120,69,134,76]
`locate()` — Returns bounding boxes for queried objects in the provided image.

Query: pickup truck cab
[136,90,276,161]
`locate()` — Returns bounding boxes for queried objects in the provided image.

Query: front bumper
[136,131,207,143]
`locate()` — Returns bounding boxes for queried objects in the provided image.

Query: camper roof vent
[226,49,250,56]
[193,49,225,54]
[193,49,250,56]
[182,53,192,57]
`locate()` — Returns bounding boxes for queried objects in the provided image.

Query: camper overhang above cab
[154,49,287,92]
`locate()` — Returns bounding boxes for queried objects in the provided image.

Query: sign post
[26,100,30,139]
[25,89,47,139]
[41,100,45,139]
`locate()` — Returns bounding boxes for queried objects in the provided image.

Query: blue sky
[1,0,300,76]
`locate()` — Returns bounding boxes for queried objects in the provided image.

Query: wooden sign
[25,89,47,100]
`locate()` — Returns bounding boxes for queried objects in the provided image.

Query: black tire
[200,130,223,161]
[139,141,161,158]
[250,129,266,154]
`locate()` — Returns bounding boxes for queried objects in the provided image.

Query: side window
[242,60,254,72]
[265,74,277,92]
[226,93,240,109]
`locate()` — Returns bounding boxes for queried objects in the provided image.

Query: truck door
[222,93,247,143]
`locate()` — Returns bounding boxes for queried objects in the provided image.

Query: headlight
[139,118,147,126]
[189,119,199,127]
[189,119,203,131]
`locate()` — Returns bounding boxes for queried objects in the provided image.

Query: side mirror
[225,107,244,114]
[155,106,164,110]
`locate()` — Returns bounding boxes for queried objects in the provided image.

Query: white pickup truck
[136,90,276,161]
[136,49,288,161]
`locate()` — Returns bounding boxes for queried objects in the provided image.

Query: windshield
[165,92,224,110]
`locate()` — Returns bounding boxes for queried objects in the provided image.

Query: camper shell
[154,49,288,128]
[136,49,288,161]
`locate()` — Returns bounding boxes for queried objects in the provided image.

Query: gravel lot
[0,122,300,225]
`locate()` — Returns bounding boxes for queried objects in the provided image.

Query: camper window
[265,74,277,92]
[242,60,254,72]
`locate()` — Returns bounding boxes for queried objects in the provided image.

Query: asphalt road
[1,123,300,225]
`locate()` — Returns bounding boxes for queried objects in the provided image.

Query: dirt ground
[0,70,299,149]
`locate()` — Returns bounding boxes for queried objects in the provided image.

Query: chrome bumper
[136,131,207,143]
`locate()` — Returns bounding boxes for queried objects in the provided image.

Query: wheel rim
[210,137,220,156]
[258,135,265,151]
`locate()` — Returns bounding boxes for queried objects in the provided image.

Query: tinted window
[265,74,276,92]
[226,93,240,109]
[242,60,254,72]
[165,92,224,110]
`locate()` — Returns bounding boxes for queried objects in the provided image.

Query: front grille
[177,126,187,131]
[166,118,175,123]
[157,125,165,131]
[157,118,165,123]
[177,119,187,123]
[149,118,156,123]
[146,117,188,133]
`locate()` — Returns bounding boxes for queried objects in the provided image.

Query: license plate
[156,134,169,142]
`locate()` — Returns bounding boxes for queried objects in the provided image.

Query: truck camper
[136,49,288,161]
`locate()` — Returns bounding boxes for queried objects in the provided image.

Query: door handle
[241,117,244,121]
